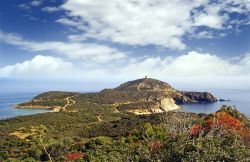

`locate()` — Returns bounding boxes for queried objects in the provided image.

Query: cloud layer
[59,0,250,49]
[1,0,250,89]
[121,51,250,78]
[0,31,127,63]
[1,31,250,79]
[0,55,75,78]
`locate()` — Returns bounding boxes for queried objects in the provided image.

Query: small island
[219,99,230,102]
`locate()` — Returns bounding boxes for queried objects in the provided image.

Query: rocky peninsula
[15,77,217,114]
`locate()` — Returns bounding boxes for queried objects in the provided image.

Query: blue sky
[0,0,250,91]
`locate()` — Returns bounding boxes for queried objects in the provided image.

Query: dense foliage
[0,106,249,161]
[18,99,67,107]
[33,91,79,100]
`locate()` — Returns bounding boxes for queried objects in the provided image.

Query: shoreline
[13,104,62,112]
[14,104,53,110]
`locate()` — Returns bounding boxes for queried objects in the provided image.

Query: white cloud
[18,1,43,10]
[1,49,249,82]
[57,0,250,50]
[120,51,250,78]
[30,0,43,6]
[192,3,228,29]
[226,0,250,14]
[1,31,249,79]
[0,55,118,80]
[55,18,87,31]
[0,31,127,63]
[0,55,75,78]
[61,0,199,50]
[194,31,214,39]
[8,0,250,89]
[193,13,226,29]
[41,6,60,13]
[18,4,30,10]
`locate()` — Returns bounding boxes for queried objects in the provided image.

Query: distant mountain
[16,78,217,115]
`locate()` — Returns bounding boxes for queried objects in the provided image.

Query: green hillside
[1,79,249,161]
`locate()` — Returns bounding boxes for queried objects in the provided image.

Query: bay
[0,92,51,120]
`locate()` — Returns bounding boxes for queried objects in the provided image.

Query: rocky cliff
[108,78,216,114]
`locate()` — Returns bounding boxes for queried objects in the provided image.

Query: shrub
[219,105,250,127]
[66,152,82,162]
[206,111,245,131]
[189,124,202,136]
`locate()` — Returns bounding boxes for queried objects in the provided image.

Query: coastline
[14,105,53,109]
[3,86,250,119]
[13,104,62,112]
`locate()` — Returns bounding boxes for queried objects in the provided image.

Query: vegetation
[33,91,79,100]
[21,77,218,110]
[73,90,166,104]
[117,101,158,111]
[18,99,66,107]
[15,78,218,115]
[218,105,250,127]
[0,104,249,161]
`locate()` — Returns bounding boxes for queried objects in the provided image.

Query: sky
[0,0,250,92]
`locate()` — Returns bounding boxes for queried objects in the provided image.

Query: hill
[15,78,217,114]
[1,78,249,161]
[1,105,249,161]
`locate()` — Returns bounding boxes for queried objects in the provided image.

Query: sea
[0,89,249,120]
[179,89,250,117]
[0,92,51,120]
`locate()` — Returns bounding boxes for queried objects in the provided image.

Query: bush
[219,105,250,127]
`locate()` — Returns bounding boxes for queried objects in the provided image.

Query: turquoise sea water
[0,92,51,120]
[0,89,249,120]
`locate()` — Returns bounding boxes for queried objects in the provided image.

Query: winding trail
[63,97,76,110]
[53,95,77,112]
[97,115,102,122]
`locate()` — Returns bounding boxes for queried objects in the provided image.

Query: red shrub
[206,111,244,131]
[148,140,162,150]
[66,152,82,162]
[190,111,249,145]
[238,128,250,138]
[189,124,202,136]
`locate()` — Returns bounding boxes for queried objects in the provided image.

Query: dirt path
[97,115,102,122]
[62,97,70,110]
[53,95,77,112]
[63,96,76,110]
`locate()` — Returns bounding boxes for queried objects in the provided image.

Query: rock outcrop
[110,78,217,114]
[160,98,181,111]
